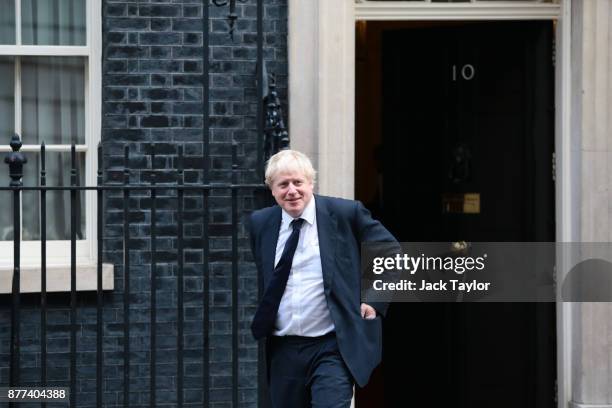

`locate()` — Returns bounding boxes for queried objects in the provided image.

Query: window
[0,0,102,284]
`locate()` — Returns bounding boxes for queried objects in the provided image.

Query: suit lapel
[315,195,337,293]
[261,206,281,284]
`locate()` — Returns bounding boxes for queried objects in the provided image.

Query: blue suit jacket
[249,194,397,387]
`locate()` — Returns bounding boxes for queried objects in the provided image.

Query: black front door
[374,21,556,408]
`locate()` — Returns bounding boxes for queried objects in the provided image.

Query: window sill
[0,263,114,294]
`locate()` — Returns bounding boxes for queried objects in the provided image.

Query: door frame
[288,1,573,407]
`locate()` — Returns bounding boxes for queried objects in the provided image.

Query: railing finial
[4,134,27,187]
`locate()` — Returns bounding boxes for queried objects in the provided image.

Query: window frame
[0,0,102,272]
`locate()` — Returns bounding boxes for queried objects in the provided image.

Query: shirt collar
[281,195,316,230]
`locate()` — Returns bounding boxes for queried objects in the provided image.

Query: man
[249,150,396,408]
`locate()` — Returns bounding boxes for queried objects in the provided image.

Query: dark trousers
[268,332,354,408]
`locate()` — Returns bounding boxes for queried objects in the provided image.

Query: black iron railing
[2,135,271,407]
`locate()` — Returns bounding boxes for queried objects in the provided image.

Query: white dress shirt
[273,196,335,337]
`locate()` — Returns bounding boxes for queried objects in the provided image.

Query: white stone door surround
[288,1,575,407]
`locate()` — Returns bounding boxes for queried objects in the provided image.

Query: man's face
[270,171,314,218]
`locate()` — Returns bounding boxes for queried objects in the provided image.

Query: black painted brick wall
[0,0,287,407]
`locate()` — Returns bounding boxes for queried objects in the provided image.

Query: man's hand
[360,303,377,320]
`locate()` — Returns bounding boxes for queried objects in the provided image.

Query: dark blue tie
[251,218,305,340]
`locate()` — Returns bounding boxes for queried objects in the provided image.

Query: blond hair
[264,150,316,187]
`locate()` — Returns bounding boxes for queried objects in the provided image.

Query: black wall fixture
[263,74,289,162]
[212,0,249,40]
